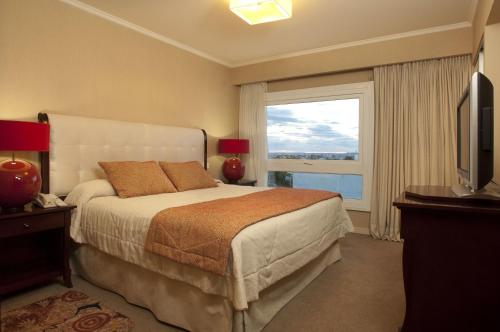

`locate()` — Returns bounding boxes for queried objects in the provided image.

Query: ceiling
[75,0,477,67]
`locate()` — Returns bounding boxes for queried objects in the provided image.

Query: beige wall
[0,0,239,178]
[231,27,472,85]
[472,0,495,55]
[488,0,500,24]
[347,211,370,232]
[475,0,500,184]
[484,23,500,184]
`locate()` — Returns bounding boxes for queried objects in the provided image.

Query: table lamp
[218,139,249,184]
[0,120,50,210]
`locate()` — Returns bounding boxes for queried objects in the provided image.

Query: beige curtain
[239,82,268,186]
[370,55,471,241]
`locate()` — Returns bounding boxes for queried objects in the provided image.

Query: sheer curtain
[239,82,268,186]
[370,55,471,241]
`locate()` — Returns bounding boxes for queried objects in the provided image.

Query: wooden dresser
[0,205,75,296]
[394,186,500,332]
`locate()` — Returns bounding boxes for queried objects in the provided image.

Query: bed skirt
[72,242,342,332]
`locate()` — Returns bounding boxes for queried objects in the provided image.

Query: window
[266,82,374,211]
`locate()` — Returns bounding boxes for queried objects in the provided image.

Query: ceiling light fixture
[229,0,292,25]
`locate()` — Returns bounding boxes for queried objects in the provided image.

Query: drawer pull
[23,223,30,228]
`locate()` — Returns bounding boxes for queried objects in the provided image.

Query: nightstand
[234,180,257,187]
[0,204,75,296]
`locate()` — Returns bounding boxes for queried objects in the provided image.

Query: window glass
[267,99,359,160]
[265,82,374,211]
[268,171,363,200]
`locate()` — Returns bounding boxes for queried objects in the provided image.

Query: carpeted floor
[0,233,405,332]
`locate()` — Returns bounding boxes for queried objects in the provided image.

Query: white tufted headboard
[38,113,207,196]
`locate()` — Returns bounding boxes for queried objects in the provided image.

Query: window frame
[265,81,375,211]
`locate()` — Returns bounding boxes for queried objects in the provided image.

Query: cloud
[267,109,302,125]
[308,124,346,138]
[266,101,358,153]
[268,136,358,153]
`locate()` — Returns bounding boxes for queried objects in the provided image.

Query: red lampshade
[0,120,50,151]
[218,139,249,154]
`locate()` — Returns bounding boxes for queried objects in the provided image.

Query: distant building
[268,152,359,161]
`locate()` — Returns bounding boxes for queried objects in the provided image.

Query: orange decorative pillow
[159,161,217,192]
[98,161,177,198]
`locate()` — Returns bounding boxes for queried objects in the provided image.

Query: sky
[267,98,359,153]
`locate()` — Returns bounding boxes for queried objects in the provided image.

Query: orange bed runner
[145,187,340,275]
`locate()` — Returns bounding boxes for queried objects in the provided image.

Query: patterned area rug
[1,290,134,332]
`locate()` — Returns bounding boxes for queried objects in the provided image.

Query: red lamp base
[223,157,245,184]
[0,159,42,210]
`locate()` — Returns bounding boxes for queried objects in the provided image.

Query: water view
[268,171,363,200]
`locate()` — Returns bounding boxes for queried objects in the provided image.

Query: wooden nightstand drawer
[0,205,75,295]
[0,212,65,238]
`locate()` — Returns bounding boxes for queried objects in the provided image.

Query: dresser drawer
[0,212,65,238]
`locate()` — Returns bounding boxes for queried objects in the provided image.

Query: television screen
[457,92,470,176]
[454,72,494,195]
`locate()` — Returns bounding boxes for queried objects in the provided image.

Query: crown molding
[233,21,472,67]
[59,0,231,67]
[59,0,472,69]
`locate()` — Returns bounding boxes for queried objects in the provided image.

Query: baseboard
[352,227,370,235]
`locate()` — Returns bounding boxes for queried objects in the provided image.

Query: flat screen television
[454,72,494,196]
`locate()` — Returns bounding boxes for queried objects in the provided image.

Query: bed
[38,112,353,332]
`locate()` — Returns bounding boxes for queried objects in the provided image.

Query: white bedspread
[66,180,353,310]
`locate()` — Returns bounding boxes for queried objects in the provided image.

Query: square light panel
[230,0,292,25]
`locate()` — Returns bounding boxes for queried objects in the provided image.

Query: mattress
[65,180,353,310]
